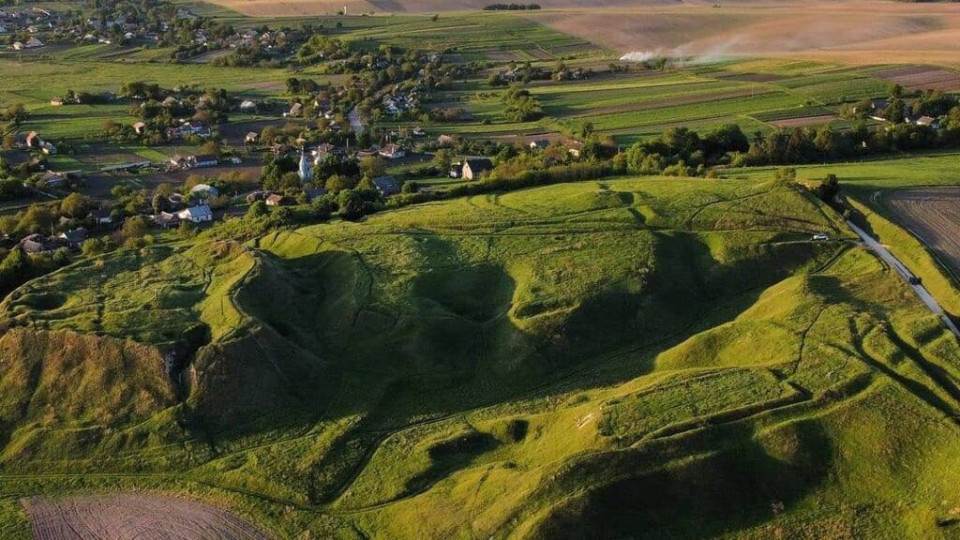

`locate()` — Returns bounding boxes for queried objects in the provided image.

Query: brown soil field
[23,494,270,540]
[205,0,665,17]
[873,65,960,91]
[885,187,960,277]
[528,1,960,67]
[768,114,838,128]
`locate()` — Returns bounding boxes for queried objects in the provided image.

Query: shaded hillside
[0,177,958,539]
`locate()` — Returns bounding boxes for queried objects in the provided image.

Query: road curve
[847,220,960,340]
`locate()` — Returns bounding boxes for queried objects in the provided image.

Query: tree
[359,156,386,179]
[338,189,365,221]
[120,216,149,241]
[402,181,420,194]
[60,193,90,219]
[325,174,354,193]
[81,237,107,256]
[774,167,797,183]
[432,149,453,172]
[247,200,269,218]
[816,174,840,203]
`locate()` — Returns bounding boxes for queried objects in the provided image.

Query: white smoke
[619,36,747,65]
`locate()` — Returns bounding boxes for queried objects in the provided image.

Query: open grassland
[325,13,604,62]
[1,177,959,538]
[723,151,960,317]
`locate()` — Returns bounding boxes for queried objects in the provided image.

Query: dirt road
[23,494,271,540]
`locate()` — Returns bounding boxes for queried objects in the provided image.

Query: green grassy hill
[0,177,958,539]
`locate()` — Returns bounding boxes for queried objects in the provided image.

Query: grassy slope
[0,177,958,538]
[723,151,960,316]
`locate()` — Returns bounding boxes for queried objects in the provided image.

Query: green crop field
[1,176,959,538]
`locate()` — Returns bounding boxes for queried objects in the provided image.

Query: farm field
[1,177,959,538]
[885,188,960,278]
[24,494,269,540]
[529,1,960,67]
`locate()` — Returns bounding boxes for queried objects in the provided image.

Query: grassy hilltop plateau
[0,0,959,538]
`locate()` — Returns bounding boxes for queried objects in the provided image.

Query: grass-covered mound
[0,177,958,539]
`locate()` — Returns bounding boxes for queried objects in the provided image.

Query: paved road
[847,220,960,339]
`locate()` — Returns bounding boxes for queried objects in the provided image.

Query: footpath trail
[847,220,960,340]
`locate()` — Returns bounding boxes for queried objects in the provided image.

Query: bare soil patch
[769,114,838,128]
[874,65,960,91]
[886,187,960,277]
[23,493,270,540]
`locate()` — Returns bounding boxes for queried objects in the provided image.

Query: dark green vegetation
[0,177,958,538]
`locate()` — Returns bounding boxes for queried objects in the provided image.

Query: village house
[566,140,585,158]
[239,100,257,113]
[449,162,463,179]
[372,176,401,197]
[155,211,181,228]
[20,233,60,254]
[265,193,288,206]
[177,204,213,223]
[378,144,406,160]
[462,158,494,180]
[529,140,550,151]
[40,171,66,188]
[916,116,940,129]
[191,155,219,168]
[189,183,219,203]
[133,122,147,135]
[57,228,88,249]
[244,132,259,144]
[90,208,113,226]
[284,103,303,117]
[169,154,189,169]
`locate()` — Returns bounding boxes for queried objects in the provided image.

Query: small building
[378,144,406,160]
[462,158,494,180]
[58,227,88,249]
[49,97,64,106]
[132,121,147,135]
[449,162,463,178]
[191,155,219,168]
[25,131,42,148]
[372,176,401,197]
[189,183,219,202]
[169,154,188,168]
[529,140,549,151]
[265,193,287,206]
[566,140,585,158]
[90,208,113,225]
[155,211,181,228]
[177,204,213,223]
[20,233,58,253]
[284,102,302,117]
[239,100,257,113]
[245,191,265,203]
[244,131,259,144]
[916,116,939,129]
[40,170,66,188]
